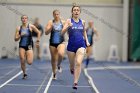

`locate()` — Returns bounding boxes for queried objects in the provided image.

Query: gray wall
[0,3,123,60]
[5,0,122,4]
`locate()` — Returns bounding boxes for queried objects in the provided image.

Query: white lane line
[87,66,140,71]
[88,66,140,88]
[36,70,51,93]
[29,67,52,70]
[84,69,100,93]
[36,66,140,71]
[0,66,19,69]
[114,69,140,87]
[0,67,19,79]
[50,85,91,88]
[0,71,22,89]
[7,83,46,87]
[6,84,91,88]
[43,73,53,93]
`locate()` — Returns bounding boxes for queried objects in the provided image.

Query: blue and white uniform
[67,18,86,53]
[50,20,64,48]
[19,24,33,51]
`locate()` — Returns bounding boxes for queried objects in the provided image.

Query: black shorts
[19,45,33,51]
[49,43,60,48]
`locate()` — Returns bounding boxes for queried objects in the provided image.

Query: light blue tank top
[50,20,64,44]
[19,24,33,47]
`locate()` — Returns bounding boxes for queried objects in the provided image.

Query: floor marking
[0,71,22,89]
[0,68,19,79]
[50,85,91,88]
[0,66,19,69]
[114,69,140,87]
[88,66,140,88]
[6,84,91,88]
[36,70,51,93]
[7,83,46,87]
[43,73,53,93]
[84,69,100,93]
[87,66,140,71]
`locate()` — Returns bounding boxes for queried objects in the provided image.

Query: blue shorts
[67,41,86,53]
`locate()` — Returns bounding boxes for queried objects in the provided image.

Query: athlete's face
[72,7,81,18]
[21,16,28,24]
[53,11,60,20]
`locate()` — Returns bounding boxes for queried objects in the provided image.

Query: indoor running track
[0,59,140,93]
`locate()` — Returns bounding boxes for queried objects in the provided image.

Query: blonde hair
[21,15,28,20]
[53,9,60,15]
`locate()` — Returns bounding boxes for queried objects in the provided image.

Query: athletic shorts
[19,45,33,51]
[67,42,86,53]
[49,43,60,48]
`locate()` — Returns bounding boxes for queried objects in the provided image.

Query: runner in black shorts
[14,15,41,79]
[45,10,65,79]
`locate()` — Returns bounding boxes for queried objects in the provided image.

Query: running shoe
[53,74,57,80]
[72,83,78,90]
[70,69,74,75]
[22,74,27,79]
[58,66,62,73]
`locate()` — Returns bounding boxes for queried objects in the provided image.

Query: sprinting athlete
[14,15,41,79]
[61,5,90,89]
[45,10,65,79]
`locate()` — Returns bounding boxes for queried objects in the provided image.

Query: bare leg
[67,51,75,74]
[57,43,65,72]
[86,46,92,68]
[37,46,41,59]
[74,47,85,84]
[49,46,58,79]
[26,49,33,65]
[19,48,26,78]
